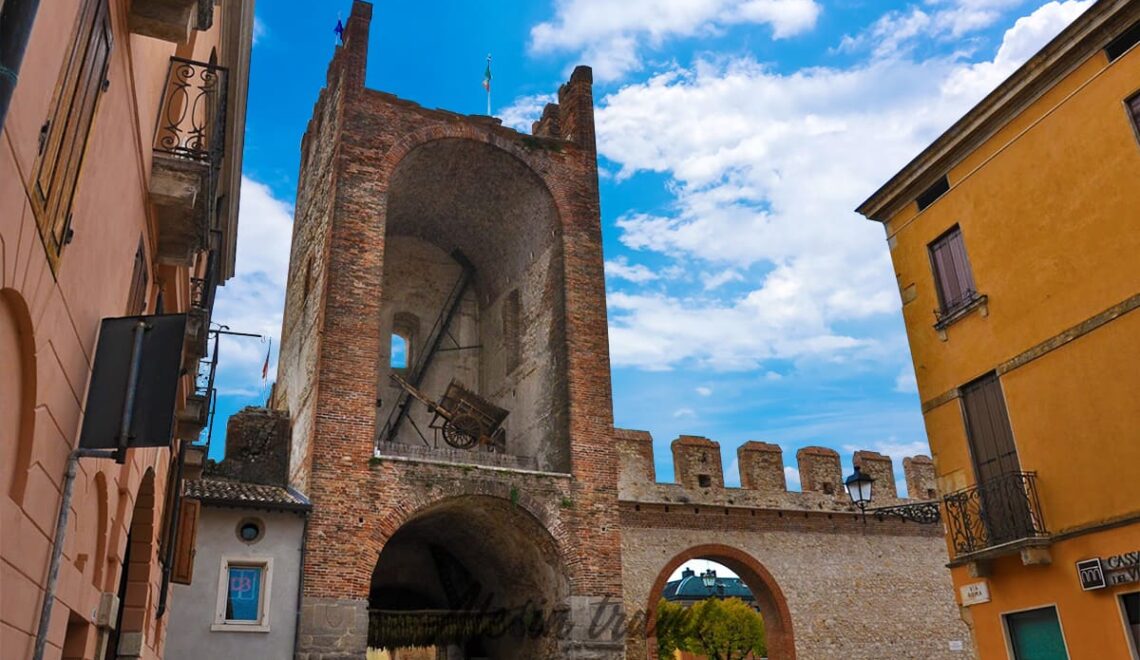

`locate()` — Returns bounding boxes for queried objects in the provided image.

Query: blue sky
[208,0,1094,493]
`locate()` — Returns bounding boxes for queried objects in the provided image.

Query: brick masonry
[270,3,974,658]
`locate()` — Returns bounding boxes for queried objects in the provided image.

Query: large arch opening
[645,545,795,660]
[374,138,569,473]
[106,469,157,660]
[368,495,569,659]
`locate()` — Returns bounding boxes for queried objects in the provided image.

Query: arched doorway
[646,545,795,660]
[368,495,569,658]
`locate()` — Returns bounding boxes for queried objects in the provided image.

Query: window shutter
[1129,93,1140,132]
[171,497,201,585]
[929,226,977,313]
[32,0,113,261]
[126,239,149,315]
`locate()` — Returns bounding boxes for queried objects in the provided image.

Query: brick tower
[274,2,622,657]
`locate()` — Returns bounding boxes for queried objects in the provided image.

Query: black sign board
[78,314,187,452]
[1077,558,1107,591]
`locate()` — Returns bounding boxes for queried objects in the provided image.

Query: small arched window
[390,333,409,369]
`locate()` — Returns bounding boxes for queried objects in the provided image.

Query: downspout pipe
[0,0,41,130]
[292,510,310,657]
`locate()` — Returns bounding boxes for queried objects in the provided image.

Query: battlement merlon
[614,428,937,504]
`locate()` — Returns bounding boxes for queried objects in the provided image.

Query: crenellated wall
[616,428,935,510]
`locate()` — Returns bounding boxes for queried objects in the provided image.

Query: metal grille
[153,57,228,164]
[943,471,1048,557]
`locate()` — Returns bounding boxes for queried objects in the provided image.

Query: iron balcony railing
[943,471,1049,557]
[153,57,228,165]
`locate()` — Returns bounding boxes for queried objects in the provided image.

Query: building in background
[1,0,254,658]
[857,1,1140,657]
[662,567,757,610]
[166,408,310,660]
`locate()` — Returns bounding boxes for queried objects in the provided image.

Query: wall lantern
[845,466,874,518]
[701,569,718,589]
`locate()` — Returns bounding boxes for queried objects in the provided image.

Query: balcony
[129,0,213,43]
[149,57,228,266]
[943,471,1051,569]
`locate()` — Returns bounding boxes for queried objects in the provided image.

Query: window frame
[29,0,113,271]
[928,224,985,330]
[1126,89,1140,147]
[212,556,273,632]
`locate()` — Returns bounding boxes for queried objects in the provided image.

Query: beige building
[1,0,253,658]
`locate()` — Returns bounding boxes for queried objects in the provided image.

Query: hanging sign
[1077,551,1140,591]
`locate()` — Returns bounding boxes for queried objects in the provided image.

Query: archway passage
[646,545,795,660]
[369,496,569,659]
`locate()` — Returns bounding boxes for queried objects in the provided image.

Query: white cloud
[210,176,293,397]
[594,0,1089,372]
[764,370,783,381]
[784,465,801,490]
[894,365,918,393]
[530,0,822,81]
[253,16,267,45]
[605,256,660,283]
[701,268,744,290]
[695,386,714,396]
[673,407,696,418]
[498,93,556,131]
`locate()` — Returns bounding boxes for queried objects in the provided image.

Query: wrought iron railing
[153,57,228,164]
[943,471,1048,557]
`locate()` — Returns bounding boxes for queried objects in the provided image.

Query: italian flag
[483,57,492,92]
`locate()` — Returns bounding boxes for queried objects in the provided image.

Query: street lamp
[701,568,718,590]
[845,466,874,520]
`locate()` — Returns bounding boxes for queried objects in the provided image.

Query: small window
[390,333,409,369]
[31,0,113,268]
[213,557,272,631]
[236,518,264,544]
[915,175,950,212]
[929,225,978,315]
[1105,20,1140,63]
[1006,606,1068,660]
[697,474,712,488]
[1127,92,1140,144]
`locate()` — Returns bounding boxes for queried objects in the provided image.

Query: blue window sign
[226,566,263,622]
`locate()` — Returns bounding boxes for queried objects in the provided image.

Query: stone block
[737,441,786,492]
[671,436,723,490]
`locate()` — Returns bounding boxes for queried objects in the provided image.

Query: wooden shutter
[125,239,149,315]
[31,0,113,265]
[171,497,201,585]
[961,373,1020,483]
[929,226,976,312]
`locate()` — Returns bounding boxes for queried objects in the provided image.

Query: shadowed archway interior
[369,495,570,659]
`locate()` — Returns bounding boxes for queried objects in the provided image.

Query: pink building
[1,1,254,658]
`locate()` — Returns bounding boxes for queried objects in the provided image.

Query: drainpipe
[0,0,41,130]
[292,511,310,656]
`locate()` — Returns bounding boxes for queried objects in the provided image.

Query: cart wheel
[443,414,480,449]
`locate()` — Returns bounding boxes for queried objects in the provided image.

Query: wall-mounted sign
[960,581,990,606]
[1077,551,1140,591]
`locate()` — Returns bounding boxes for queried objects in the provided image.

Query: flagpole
[486,54,492,116]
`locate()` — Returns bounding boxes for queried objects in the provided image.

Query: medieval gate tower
[270,2,973,658]
[276,2,624,657]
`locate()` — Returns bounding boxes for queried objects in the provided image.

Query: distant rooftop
[185,478,311,512]
[663,568,755,602]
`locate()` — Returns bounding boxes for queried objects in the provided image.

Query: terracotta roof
[185,478,311,512]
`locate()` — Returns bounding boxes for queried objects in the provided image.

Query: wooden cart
[388,373,508,449]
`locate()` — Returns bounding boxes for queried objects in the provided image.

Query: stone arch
[0,287,36,505]
[645,544,796,660]
[367,483,572,571]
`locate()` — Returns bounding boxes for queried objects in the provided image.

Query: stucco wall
[166,507,306,660]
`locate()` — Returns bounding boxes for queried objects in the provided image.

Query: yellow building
[856,2,1140,659]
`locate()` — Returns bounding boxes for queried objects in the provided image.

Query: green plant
[509,486,520,506]
[559,496,574,509]
[368,456,383,466]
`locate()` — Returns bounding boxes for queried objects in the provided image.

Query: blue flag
[334,19,344,43]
